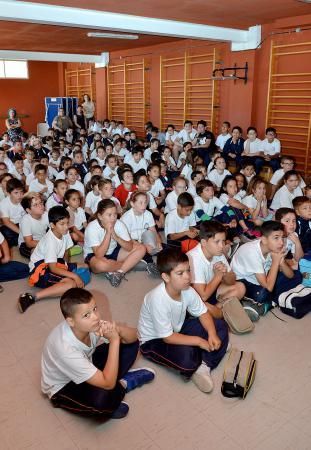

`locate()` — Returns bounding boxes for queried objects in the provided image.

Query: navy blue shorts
[238,278,271,304]
[85,244,121,265]
[29,259,77,289]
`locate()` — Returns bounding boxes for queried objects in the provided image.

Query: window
[0,60,28,79]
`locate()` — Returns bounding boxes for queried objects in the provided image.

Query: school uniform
[296,216,311,253]
[270,185,303,210]
[85,191,101,214]
[177,129,197,144]
[42,320,139,417]
[181,164,192,181]
[194,196,224,222]
[128,158,148,173]
[0,196,25,247]
[208,169,231,189]
[165,131,179,143]
[46,194,64,211]
[28,178,54,199]
[68,207,86,231]
[73,163,88,182]
[223,138,244,164]
[23,159,33,176]
[243,138,265,173]
[149,179,165,198]
[56,170,66,181]
[0,231,29,282]
[187,181,197,197]
[28,229,75,288]
[164,191,179,214]
[215,133,231,150]
[164,209,196,238]
[67,180,85,197]
[177,151,186,169]
[270,169,306,189]
[242,195,271,221]
[18,212,49,258]
[103,166,118,181]
[231,239,301,304]
[9,168,27,181]
[84,219,130,263]
[187,243,230,303]
[121,208,155,241]
[138,282,228,376]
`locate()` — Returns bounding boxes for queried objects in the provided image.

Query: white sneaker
[191,363,214,393]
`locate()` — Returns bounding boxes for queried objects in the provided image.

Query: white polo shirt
[216,133,231,150]
[177,129,197,144]
[194,196,224,221]
[18,212,49,246]
[261,138,281,156]
[28,179,54,199]
[138,282,207,344]
[41,321,99,398]
[208,169,231,188]
[164,209,196,237]
[83,218,130,258]
[243,138,263,154]
[270,169,306,189]
[85,191,101,214]
[230,239,272,285]
[187,243,230,284]
[164,190,178,214]
[121,208,155,241]
[270,185,303,210]
[0,196,25,224]
[29,229,73,272]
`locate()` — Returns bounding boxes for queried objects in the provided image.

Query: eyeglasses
[32,202,44,207]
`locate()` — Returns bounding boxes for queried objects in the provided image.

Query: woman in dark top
[73,104,87,132]
[5,108,23,141]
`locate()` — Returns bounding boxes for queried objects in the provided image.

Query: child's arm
[1,217,19,234]
[0,238,11,263]
[199,311,221,350]
[112,230,133,252]
[149,226,163,249]
[88,322,121,389]
[24,235,39,249]
[116,323,138,343]
[227,197,247,210]
[93,229,112,258]
[48,262,84,287]
[84,207,93,217]
[255,251,285,291]
[163,331,211,351]
[288,233,304,262]
[168,228,198,241]
[192,262,224,301]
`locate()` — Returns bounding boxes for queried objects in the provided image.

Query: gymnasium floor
[0,250,310,450]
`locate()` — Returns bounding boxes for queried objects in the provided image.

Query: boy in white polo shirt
[261,127,281,172]
[172,120,197,162]
[215,121,231,151]
[231,221,300,311]
[138,248,228,393]
[28,164,54,200]
[41,287,154,420]
[187,221,245,319]
[0,178,25,247]
[165,192,198,248]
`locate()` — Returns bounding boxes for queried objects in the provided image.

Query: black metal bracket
[212,62,248,84]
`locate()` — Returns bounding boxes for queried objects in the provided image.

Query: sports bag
[299,257,311,288]
[277,284,311,319]
[222,297,254,334]
[221,348,256,399]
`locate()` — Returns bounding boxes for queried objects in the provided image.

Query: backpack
[222,297,254,334]
[299,256,311,288]
[277,284,311,319]
[221,348,256,399]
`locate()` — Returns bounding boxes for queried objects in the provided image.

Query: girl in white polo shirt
[83,199,146,287]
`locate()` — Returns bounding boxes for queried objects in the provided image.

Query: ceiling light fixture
[87,32,139,40]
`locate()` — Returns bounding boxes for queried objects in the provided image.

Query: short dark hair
[247,126,257,134]
[60,288,93,319]
[292,196,311,210]
[12,154,23,163]
[232,125,242,134]
[191,170,202,181]
[199,220,226,240]
[275,207,295,222]
[177,192,194,207]
[48,205,70,224]
[157,248,188,275]
[6,178,24,193]
[266,127,276,134]
[223,121,231,128]
[34,163,47,174]
[261,220,284,237]
[184,120,193,126]
[197,120,207,127]
[196,179,214,196]
[241,159,255,169]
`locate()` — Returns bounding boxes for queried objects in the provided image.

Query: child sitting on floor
[275,207,304,268]
[83,199,146,287]
[164,176,188,214]
[165,192,198,248]
[0,178,25,247]
[41,287,154,420]
[138,248,228,393]
[64,189,87,245]
[18,206,86,313]
[187,221,245,319]
[293,196,311,253]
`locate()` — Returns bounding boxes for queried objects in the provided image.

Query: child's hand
[187,228,198,239]
[101,321,120,342]
[271,250,286,265]
[41,186,48,193]
[213,262,226,277]
[207,334,221,351]
[198,337,212,352]
[73,274,84,288]
[288,232,299,244]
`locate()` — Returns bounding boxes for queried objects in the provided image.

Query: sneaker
[133,260,148,272]
[111,401,129,419]
[104,271,127,288]
[121,367,155,393]
[146,262,161,278]
[191,363,214,393]
[18,293,36,313]
[241,297,267,321]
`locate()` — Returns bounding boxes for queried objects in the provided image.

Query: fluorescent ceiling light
[87,32,139,39]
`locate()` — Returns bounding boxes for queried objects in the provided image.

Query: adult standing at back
[82,94,95,127]
[5,108,23,142]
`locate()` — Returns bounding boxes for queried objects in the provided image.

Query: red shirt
[114,183,137,207]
